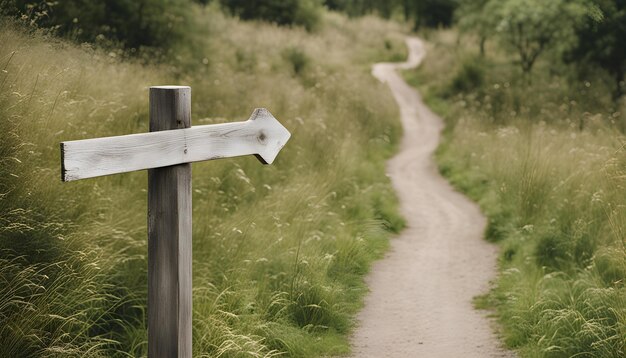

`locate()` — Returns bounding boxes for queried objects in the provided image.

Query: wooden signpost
[60,86,291,357]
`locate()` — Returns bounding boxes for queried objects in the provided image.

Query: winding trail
[350,38,512,357]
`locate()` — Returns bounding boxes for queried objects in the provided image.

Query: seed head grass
[0,6,407,357]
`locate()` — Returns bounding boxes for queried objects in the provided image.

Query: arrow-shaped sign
[60,86,290,357]
[60,108,291,182]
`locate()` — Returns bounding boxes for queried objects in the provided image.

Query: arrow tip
[248,108,291,165]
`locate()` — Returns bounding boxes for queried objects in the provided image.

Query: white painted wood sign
[60,86,290,357]
[61,107,290,181]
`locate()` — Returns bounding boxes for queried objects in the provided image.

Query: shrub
[282,46,310,75]
[448,57,485,95]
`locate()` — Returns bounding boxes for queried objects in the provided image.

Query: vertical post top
[150,85,191,131]
[150,85,191,90]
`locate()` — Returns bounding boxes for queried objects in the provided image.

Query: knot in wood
[257,131,267,143]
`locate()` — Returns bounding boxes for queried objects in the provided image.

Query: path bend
[350,37,513,358]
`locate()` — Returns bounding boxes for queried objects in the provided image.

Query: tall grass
[0,6,407,357]
[406,30,626,357]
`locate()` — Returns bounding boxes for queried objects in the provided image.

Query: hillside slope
[0,8,407,357]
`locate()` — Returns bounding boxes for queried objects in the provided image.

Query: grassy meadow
[0,5,408,357]
[405,30,626,357]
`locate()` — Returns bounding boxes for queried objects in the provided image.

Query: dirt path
[350,38,513,357]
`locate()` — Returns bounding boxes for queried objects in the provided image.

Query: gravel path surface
[350,37,513,358]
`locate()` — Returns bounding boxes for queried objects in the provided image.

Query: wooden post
[60,85,290,357]
[148,86,192,357]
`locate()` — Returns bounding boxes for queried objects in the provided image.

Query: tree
[566,0,626,100]
[412,0,457,30]
[322,0,458,28]
[486,0,588,75]
[323,0,401,18]
[456,0,492,56]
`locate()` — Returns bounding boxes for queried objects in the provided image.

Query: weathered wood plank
[59,85,292,357]
[61,107,290,181]
[147,86,192,358]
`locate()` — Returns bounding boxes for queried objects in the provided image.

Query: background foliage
[457,0,625,97]
[1,0,191,51]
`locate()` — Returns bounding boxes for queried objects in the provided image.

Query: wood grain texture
[58,85,292,357]
[60,108,291,181]
[148,86,192,358]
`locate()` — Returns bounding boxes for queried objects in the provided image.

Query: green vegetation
[477,0,589,75]
[566,0,626,100]
[405,28,625,357]
[4,0,624,356]
[324,0,457,29]
[0,0,458,48]
[227,0,462,32]
[457,0,625,96]
[1,0,192,51]
[0,4,408,356]
[219,0,323,32]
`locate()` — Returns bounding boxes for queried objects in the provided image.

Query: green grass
[406,30,626,357]
[0,6,407,357]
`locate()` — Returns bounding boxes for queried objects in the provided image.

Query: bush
[448,57,485,95]
[282,46,310,75]
[294,0,322,31]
